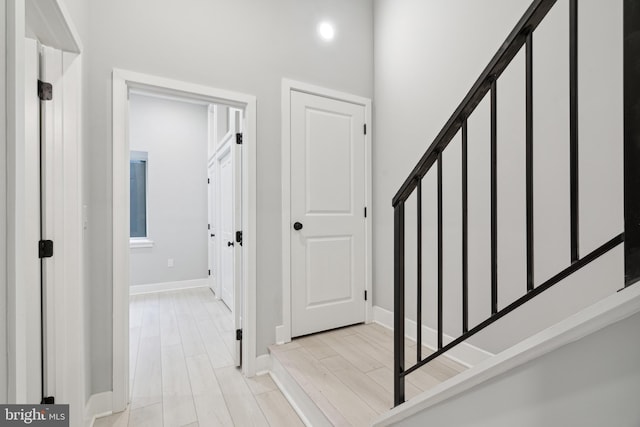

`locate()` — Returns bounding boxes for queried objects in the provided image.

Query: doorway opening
[112,70,257,412]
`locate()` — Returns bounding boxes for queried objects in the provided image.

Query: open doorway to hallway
[126,89,242,373]
[111,70,258,412]
[127,91,242,315]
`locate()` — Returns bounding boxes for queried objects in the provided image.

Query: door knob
[210,233,215,237]
[293,222,303,231]
[227,241,234,247]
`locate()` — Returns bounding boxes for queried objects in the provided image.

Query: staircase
[390,0,637,417]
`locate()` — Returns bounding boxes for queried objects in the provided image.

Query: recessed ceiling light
[318,21,335,41]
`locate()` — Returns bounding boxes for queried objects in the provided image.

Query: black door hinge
[38,80,53,101]
[236,329,243,341]
[364,290,368,301]
[364,124,367,135]
[236,231,243,246]
[39,240,54,258]
[236,133,243,145]
[41,396,55,404]
[364,207,367,218]
[208,178,210,184]
[208,269,211,276]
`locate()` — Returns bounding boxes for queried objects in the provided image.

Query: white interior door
[290,91,367,337]
[207,163,217,294]
[219,146,234,311]
[40,44,64,403]
[24,37,42,403]
[232,110,243,367]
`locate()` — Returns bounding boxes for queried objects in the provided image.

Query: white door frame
[1,1,8,404]
[278,79,373,344]
[6,0,83,406]
[112,69,258,411]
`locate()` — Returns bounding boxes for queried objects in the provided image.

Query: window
[130,151,153,247]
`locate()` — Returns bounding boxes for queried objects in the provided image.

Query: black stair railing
[393,0,625,406]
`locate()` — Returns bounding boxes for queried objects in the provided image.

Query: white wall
[129,93,209,286]
[0,0,8,404]
[373,0,623,353]
[392,310,640,427]
[85,0,373,393]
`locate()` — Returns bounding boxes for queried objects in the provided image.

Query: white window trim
[129,237,154,249]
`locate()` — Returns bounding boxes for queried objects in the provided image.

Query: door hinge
[208,178,210,184]
[39,240,54,258]
[41,396,55,404]
[208,269,211,276]
[364,290,368,301]
[236,329,243,341]
[38,80,53,101]
[364,124,367,135]
[236,231,243,246]
[236,133,243,145]
[208,224,211,230]
[364,207,367,218]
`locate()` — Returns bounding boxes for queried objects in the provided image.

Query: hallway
[95,288,302,427]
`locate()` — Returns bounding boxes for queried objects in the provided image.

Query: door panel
[219,148,234,310]
[208,164,217,293]
[291,91,366,337]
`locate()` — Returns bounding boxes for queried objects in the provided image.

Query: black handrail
[393,0,625,406]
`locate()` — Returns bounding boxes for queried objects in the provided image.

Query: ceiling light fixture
[318,21,335,41]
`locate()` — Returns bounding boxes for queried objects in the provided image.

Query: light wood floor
[95,288,303,427]
[270,323,466,426]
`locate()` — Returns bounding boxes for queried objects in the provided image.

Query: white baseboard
[84,391,113,427]
[372,305,493,368]
[129,278,209,295]
[255,354,272,375]
[275,325,288,344]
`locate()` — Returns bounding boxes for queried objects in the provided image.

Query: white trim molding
[112,69,258,412]
[84,391,113,427]
[373,306,494,368]
[129,238,154,249]
[255,354,272,376]
[280,78,373,343]
[25,0,82,53]
[129,278,209,296]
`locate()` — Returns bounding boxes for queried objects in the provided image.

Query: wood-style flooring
[94,288,303,427]
[270,322,466,426]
